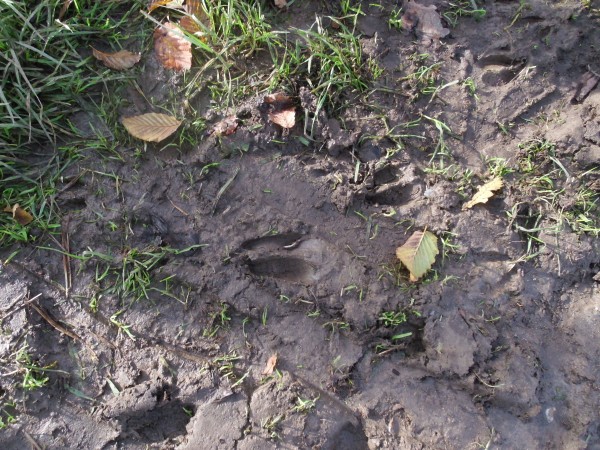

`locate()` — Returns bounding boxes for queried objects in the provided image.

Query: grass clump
[0,0,145,249]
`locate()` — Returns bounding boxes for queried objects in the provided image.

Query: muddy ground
[1,0,600,448]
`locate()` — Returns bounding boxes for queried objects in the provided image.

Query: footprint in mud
[247,256,316,283]
[241,232,303,251]
[241,233,320,284]
[478,54,527,86]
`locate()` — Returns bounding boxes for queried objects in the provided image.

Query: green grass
[0,0,147,249]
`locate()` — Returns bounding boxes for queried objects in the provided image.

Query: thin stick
[169,198,190,216]
[22,431,42,450]
[28,302,81,342]
[0,293,41,325]
[211,167,240,215]
[61,217,72,297]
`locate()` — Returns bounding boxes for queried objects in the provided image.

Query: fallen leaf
[148,0,185,13]
[262,354,278,376]
[463,177,504,210]
[154,22,192,71]
[269,108,296,129]
[264,93,292,105]
[396,230,439,282]
[122,113,181,142]
[3,204,34,225]
[180,0,210,35]
[265,93,296,129]
[401,1,449,44]
[92,48,141,70]
[212,115,238,136]
[274,0,287,9]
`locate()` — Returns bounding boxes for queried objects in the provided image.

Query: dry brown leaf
[179,16,200,34]
[402,1,449,44]
[92,48,141,70]
[148,0,185,13]
[269,108,296,129]
[3,204,34,226]
[265,93,296,129]
[264,93,292,104]
[212,115,238,136]
[396,230,438,282]
[262,354,278,376]
[463,177,504,210]
[122,113,182,142]
[274,0,288,9]
[154,22,192,71]
[180,0,210,35]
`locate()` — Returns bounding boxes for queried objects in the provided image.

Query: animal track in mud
[478,54,527,86]
[247,256,316,283]
[241,232,303,251]
[241,233,321,284]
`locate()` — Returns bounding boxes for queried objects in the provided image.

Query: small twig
[212,167,240,215]
[61,217,72,297]
[169,198,190,216]
[0,293,41,326]
[57,169,87,196]
[29,302,81,342]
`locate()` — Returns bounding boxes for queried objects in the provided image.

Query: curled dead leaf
[274,0,288,9]
[262,354,278,376]
[92,48,141,70]
[396,230,439,282]
[212,115,238,136]
[463,177,503,210]
[154,22,192,71]
[265,93,296,129]
[122,113,182,142]
[180,0,210,35]
[3,204,34,226]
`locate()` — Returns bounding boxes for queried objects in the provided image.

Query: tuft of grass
[0,0,146,249]
[443,1,486,27]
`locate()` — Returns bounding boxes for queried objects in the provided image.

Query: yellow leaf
[3,204,34,225]
[122,113,181,142]
[92,48,141,70]
[463,177,504,210]
[395,230,439,282]
[148,0,185,13]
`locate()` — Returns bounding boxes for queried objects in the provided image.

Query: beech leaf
[122,113,181,142]
[148,0,185,13]
[463,177,504,210]
[265,93,296,129]
[154,22,192,71]
[396,230,439,282]
[262,354,278,376]
[92,48,141,70]
[3,204,34,225]
[180,0,210,35]
[269,108,296,129]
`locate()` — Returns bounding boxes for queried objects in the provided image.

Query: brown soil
[1,1,600,449]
